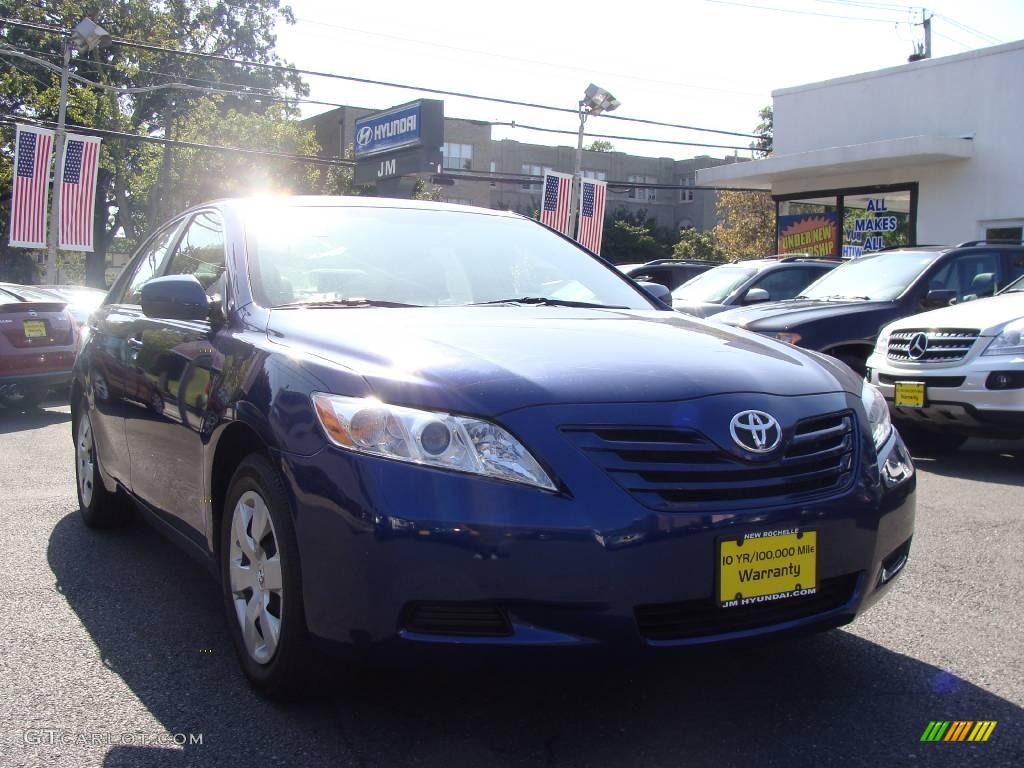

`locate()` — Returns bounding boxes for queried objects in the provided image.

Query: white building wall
[769,40,1024,243]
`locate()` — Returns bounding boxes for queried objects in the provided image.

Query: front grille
[878,374,966,388]
[888,328,979,362]
[564,411,856,511]
[635,573,860,641]
[402,602,512,637]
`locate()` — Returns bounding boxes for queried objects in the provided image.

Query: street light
[46,17,111,283]
[569,83,620,229]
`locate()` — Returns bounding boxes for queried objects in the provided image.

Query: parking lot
[0,400,1021,768]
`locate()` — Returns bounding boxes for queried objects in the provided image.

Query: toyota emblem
[907,332,929,359]
[356,125,373,147]
[730,410,782,453]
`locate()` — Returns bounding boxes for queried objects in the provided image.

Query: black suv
[673,256,839,318]
[624,259,716,291]
[715,242,1024,374]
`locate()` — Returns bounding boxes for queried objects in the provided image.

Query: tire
[220,454,311,697]
[74,406,134,528]
[896,423,968,454]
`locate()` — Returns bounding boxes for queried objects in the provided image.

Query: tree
[714,190,776,259]
[600,208,675,264]
[585,140,614,152]
[0,1,311,286]
[752,105,773,157]
[673,228,725,262]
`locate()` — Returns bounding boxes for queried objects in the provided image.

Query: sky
[274,0,1024,162]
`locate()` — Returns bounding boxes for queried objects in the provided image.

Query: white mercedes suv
[866,277,1024,451]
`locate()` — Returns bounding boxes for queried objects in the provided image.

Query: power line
[934,13,1001,45]
[0,17,762,140]
[435,169,769,193]
[0,113,356,168]
[496,122,753,152]
[705,0,909,23]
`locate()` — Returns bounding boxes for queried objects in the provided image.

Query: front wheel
[75,408,133,527]
[220,454,312,697]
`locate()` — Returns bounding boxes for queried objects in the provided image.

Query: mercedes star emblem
[907,332,929,359]
[730,410,782,453]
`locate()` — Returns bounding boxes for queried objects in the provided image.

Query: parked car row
[660,241,1024,447]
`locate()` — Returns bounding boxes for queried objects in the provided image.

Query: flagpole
[45,40,70,284]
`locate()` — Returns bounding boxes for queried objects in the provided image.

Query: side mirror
[743,287,771,305]
[923,288,957,309]
[141,275,210,321]
[636,281,672,305]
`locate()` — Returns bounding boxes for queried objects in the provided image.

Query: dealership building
[304,105,746,232]
[699,39,1024,257]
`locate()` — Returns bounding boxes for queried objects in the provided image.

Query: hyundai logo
[730,410,782,453]
[908,332,929,360]
[356,126,373,147]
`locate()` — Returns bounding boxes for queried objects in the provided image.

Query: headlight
[767,331,802,345]
[861,380,892,450]
[983,318,1024,356]
[873,326,891,354]
[311,393,556,491]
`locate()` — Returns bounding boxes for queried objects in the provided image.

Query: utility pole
[45,41,71,284]
[923,9,932,59]
[568,103,587,232]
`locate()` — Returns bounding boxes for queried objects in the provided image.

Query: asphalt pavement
[0,401,1021,767]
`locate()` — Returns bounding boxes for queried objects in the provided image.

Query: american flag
[9,125,54,249]
[539,170,572,234]
[576,178,607,254]
[58,134,102,252]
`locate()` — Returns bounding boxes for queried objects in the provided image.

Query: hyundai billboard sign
[354,100,443,159]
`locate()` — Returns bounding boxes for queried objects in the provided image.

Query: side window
[928,252,1003,301]
[165,212,227,298]
[1005,251,1024,284]
[118,225,180,305]
[752,268,815,301]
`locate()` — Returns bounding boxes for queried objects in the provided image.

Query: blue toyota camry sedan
[72,197,915,695]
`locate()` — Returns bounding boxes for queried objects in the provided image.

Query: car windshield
[798,251,942,302]
[672,265,756,303]
[1002,275,1024,293]
[244,205,652,310]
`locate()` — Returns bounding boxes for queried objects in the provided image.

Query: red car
[0,283,78,409]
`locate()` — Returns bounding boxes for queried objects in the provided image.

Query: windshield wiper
[275,299,422,309]
[468,296,628,309]
[798,294,872,302]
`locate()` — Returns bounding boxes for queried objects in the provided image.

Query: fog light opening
[880,539,912,585]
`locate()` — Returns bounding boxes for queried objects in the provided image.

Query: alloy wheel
[76,412,95,508]
[228,490,284,665]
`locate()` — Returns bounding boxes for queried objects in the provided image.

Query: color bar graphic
[920,721,996,742]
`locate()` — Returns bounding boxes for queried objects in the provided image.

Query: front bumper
[281,394,916,650]
[866,350,1024,437]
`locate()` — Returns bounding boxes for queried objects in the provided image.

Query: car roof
[208,196,523,220]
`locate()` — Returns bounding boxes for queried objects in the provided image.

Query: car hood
[266,306,859,415]
[715,298,892,330]
[885,292,1024,336]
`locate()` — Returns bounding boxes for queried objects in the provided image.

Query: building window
[628,175,656,201]
[443,198,471,206]
[680,175,694,203]
[442,143,473,170]
[583,170,607,181]
[521,164,550,190]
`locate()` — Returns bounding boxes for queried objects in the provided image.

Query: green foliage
[752,105,773,157]
[0,0,316,285]
[411,178,442,201]
[673,228,725,263]
[601,209,676,264]
[585,140,614,152]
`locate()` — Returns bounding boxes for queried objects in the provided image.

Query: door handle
[127,337,144,349]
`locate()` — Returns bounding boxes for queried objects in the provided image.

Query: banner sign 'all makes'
[777,213,838,258]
